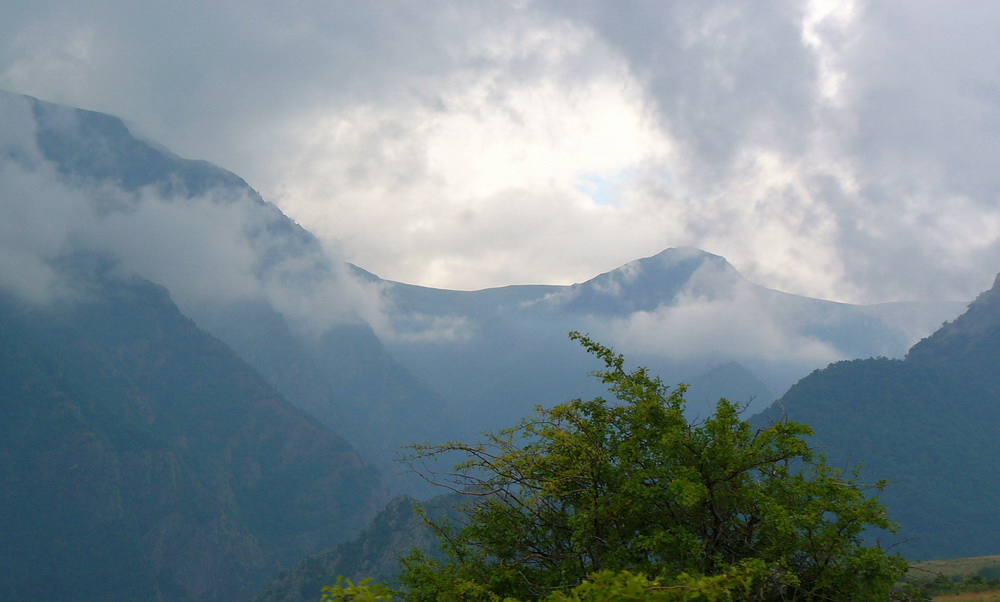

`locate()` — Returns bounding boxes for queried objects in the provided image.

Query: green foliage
[331,333,909,600]
[321,577,395,601]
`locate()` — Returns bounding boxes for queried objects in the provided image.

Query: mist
[0,91,387,338]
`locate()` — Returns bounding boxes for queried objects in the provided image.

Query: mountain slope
[0,267,387,601]
[2,89,454,493]
[754,274,1000,560]
[190,301,454,495]
[254,494,465,602]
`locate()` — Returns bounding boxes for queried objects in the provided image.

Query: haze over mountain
[0,89,457,493]
[262,274,1000,601]
[378,245,965,428]
[0,90,968,493]
[263,280,1000,601]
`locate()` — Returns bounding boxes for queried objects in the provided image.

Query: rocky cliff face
[0,270,387,601]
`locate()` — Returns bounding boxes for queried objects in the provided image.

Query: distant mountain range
[259,273,1000,601]
[0,90,981,598]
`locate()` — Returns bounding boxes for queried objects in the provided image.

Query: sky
[3,0,1000,304]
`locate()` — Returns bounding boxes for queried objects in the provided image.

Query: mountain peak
[609,246,738,282]
[648,245,726,262]
[543,246,744,315]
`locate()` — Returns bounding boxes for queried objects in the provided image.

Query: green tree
[328,333,909,600]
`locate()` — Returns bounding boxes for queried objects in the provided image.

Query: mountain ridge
[2,88,456,494]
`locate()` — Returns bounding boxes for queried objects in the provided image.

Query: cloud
[380,312,474,344]
[0,1,676,293]
[3,2,1000,305]
[599,262,844,388]
[0,161,90,303]
[263,16,671,290]
[555,1,820,183]
[0,96,387,336]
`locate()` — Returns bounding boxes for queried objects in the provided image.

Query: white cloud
[3,1,1000,304]
[602,265,843,379]
[380,312,474,344]
[0,162,87,303]
[0,98,388,336]
[264,15,670,290]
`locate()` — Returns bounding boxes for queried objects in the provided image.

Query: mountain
[378,246,966,425]
[1,89,454,494]
[685,362,777,417]
[754,273,1000,560]
[0,264,387,601]
[0,89,968,497]
[254,493,465,602]
[256,274,998,599]
[187,300,454,495]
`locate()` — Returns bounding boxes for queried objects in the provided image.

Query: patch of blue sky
[574,171,625,206]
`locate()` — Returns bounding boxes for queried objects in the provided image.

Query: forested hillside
[755,274,1000,560]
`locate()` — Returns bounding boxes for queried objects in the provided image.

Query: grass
[909,556,1000,580]
[906,556,1000,600]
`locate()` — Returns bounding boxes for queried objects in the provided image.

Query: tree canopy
[324,333,909,601]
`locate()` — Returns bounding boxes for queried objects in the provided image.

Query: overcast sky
[3,0,999,304]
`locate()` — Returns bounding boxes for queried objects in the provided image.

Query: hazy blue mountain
[29,94,247,196]
[379,246,965,423]
[189,300,454,495]
[754,274,1000,560]
[2,89,454,494]
[0,264,387,601]
[0,89,967,498]
[685,362,777,418]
